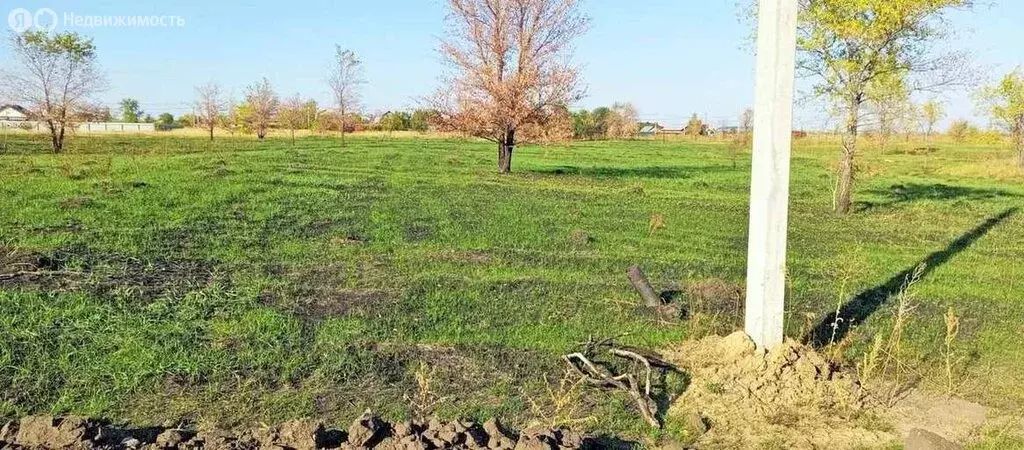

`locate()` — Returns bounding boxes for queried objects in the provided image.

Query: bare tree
[244,77,279,140]
[897,102,922,143]
[195,82,225,141]
[740,108,755,133]
[279,94,306,145]
[302,100,320,130]
[0,31,106,153]
[729,108,756,168]
[223,95,242,136]
[432,0,590,173]
[921,99,945,147]
[327,46,365,147]
[684,113,706,137]
[866,75,911,152]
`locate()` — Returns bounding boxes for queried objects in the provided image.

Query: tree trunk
[209,125,214,141]
[626,265,662,308]
[340,110,347,148]
[1017,119,1024,170]
[48,121,63,153]
[1016,131,1023,171]
[498,129,515,174]
[834,99,860,215]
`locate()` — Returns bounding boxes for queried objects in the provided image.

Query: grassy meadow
[0,133,1021,440]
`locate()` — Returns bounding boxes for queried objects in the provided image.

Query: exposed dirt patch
[0,245,75,289]
[657,278,745,335]
[381,343,565,406]
[0,245,221,300]
[264,264,395,320]
[268,215,355,240]
[296,289,391,319]
[683,278,743,319]
[91,179,150,196]
[91,257,219,300]
[29,219,85,235]
[59,197,95,209]
[0,245,60,272]
[404,223,435,243]
[662,332,898,449]
[886,391,991,444]
[0,413,591,449]
[569,230,593,247]
[426,251,492,265]
[331,233,369,246]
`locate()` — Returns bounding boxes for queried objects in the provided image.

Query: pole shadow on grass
[807,207,1019,347]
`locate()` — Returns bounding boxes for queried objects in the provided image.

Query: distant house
[639,124,658,136]
[638,122,664,137]
[0,104,29,121]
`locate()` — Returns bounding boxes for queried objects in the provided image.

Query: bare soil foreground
[3,332,1018,450]
[0,414,587,450]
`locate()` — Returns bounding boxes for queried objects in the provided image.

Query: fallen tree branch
[611,349,653,397]
[563,347,661,428]
[579,335,675,370]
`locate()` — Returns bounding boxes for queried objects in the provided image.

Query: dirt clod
[277,420,325,450]
[153,429,188,449]
[2,421,19,444]
[347,411,386,448]
[14,416,99,450]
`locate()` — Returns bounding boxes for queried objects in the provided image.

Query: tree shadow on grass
[806,207,1019,347]
[528,165,697,179]
[857,183,1021,212]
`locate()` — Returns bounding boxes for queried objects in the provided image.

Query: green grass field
[0,134,1021,440]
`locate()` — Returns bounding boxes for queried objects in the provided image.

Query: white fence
[0,120,156,133]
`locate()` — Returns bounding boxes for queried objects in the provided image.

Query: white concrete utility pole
[744,0,798,349]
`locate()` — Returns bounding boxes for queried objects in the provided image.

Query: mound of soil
[663,332,899,449]
[0,413,588,450]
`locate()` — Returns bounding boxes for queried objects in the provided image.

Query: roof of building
[0,104,29,115]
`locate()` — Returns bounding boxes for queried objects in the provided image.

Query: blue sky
[2,0,1021,129]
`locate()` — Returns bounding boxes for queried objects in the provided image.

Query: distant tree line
[163,98,443,138]
[571,103,639,140]
[2,0,1019,180]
